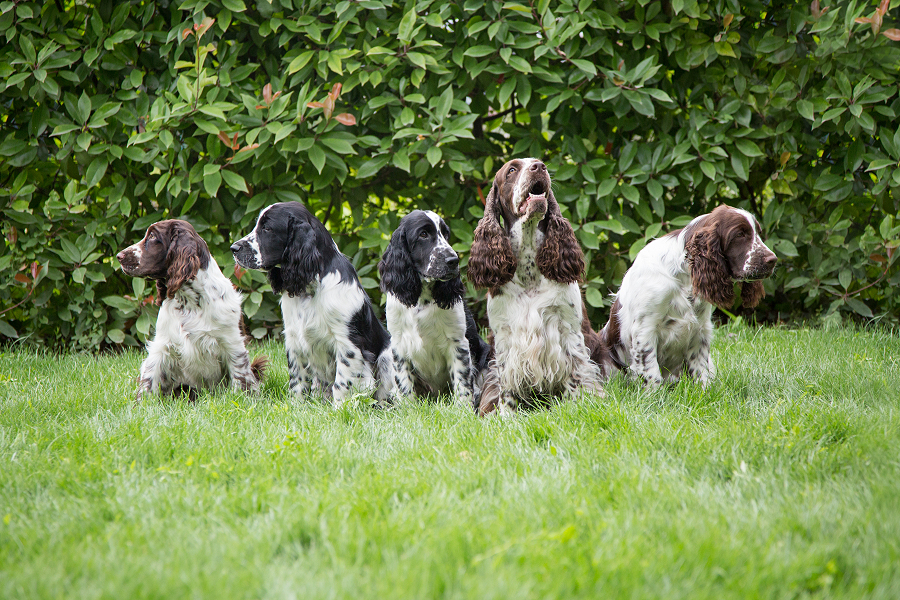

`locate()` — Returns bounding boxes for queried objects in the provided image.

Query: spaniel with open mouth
[379,210,491,408]
[599,204,777,387]
[468,158,607,416]
[117,219,266,401]
[231,202,392,406]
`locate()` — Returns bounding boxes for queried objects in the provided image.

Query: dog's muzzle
[231,239,260,269]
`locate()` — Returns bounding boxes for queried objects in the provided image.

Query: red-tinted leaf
[234,264,245,281]
[198,17,215,37]
[617,59,625,70]
[307,101,324,109]
[855,16,872,24]
[878,0,889,16]
[31,262,41,280]
[14,273,30,284]
[780,151,791,166]
[273,91,281,100]
[810,0,820,18]
[330,82,342,100]
[255,105,266,110]
[194,23,201,31]
[871,254,887,263]
[237,143,259,153]
[182,28,193,40]
[723,13,733,29]
[7,226,17,246]
[333,113,356,126]
[232,133,239,149]
[217,131,232,146]
[882,28,900,41]
[323,95,334,120]
[263,83,272,105]
[605,142,614,155]
[476,185,485,205]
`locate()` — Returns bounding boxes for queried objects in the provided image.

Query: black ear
[379,224,421,307]
[431,276,464,310]
[279,216,322,296]
[266,266,284,295]
[155,280,167,306]
[467,183,517,290]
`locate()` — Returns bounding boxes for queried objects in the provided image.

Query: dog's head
[684,205,778,309]
[379,210,462,308]
[231,202,331,296]
[468,158,584,289]
[117,219,210,305]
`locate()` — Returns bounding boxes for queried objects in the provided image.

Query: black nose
[445,255,459,270]
[230,242,242,253]
[529,161,546,172]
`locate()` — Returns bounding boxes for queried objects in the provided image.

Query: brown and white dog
[468,158,606,415]
[117,219,265,400]
[600,204,777,387]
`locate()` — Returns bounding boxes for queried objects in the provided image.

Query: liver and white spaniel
[231,202,392,406]
[468,158,606,416]
[600,204,777,387]
[117,219,266,401]
[378,210,491,408]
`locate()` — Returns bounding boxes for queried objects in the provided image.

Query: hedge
[2,0,899,348]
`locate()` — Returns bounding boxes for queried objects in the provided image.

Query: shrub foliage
[2,0,899,348]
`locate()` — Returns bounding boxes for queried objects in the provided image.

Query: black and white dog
[231,202,392,406]
[378,210,491,408]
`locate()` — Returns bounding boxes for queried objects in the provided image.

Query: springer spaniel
[468,158,606,416]
[116,220,266,401]
[600,204,777,387]
[378,210,491,408]
[231,202,392,407]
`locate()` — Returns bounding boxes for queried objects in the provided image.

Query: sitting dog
[116,219,266,401]
[378,210,491,408]
[600,204,777,387]
[468,158,606,415]
[231,202,392,406]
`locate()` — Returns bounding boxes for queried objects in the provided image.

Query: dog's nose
[529,161,546,172]
[765,254,778,266]
[445,255,460,270]
[116,251,125,262]
[230,242,242,254]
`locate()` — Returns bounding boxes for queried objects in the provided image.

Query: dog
[600,204,777,386]
[378,210,491,408]
[467,158,606,415]
[116,219,265,401]
[231,202,392,406]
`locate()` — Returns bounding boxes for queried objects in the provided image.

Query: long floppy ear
[685,224,734,309]
[266,267,284,295]
[432,276,464,310]
[165,229,203,299]
[536,194,584,284]
[378,225,421,307]
[279,216,322,296]
[467,183,516,289]
[739,280,765,309]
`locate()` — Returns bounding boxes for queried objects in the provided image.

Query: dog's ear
[740,280,765,309]
[279,216,322,296]
[266,266,284,295]
[165,227,205,299]
[379,224,421,307]
[432,276,464,310]
[686,221,735,309]
[536,193,584,284]
[467,182,517,289]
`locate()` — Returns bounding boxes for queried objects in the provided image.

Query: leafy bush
[2,0,899,348]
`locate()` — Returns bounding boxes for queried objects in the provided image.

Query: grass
[1,324,899,599]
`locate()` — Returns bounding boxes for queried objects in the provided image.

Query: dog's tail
[251,356,269,383]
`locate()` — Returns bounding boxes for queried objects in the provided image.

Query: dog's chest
[389,299,465,383]
[509,219,544,288]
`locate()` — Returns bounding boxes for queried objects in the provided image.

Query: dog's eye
[419,231,429,239]
[507,167,517,177]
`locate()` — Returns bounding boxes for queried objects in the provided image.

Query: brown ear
[685,224,734,309]
[165,228,205,299]
[536,195,584,284]
[155,281,167,306]
[467,183,516,289]
[740,280,765,309]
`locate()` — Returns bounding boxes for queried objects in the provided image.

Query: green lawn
[1,325,899,599]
